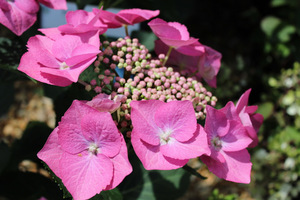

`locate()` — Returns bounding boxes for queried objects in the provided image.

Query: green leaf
[119,152,190,200]
[257,102,274,119]
[90,188,123,200]
[261,16,281,37]
[277,25,296,42]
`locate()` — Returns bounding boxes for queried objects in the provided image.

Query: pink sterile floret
[148,18,198,49]
[39,8,106,47]
[86,93,125,113]
[154,39,221,88]
[220,89,264,148]
[37,100,132,200]
[99,8,160,28]
[18,34,100,87]
[0,0,39,36]
[200,105,253,184]
[130,99,210,170]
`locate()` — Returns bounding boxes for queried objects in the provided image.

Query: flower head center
[160,130,172,145]
[88,143,100,155]
[212,136,222,150]
[60,62,70,70]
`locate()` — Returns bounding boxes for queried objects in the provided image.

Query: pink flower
[37,100,132,200]
[220,89,264,148]
[86,93,125,113]
[148,18,198,49]
[154,39,221,88]
[18,34,100,86]
[38,0,67,10]
[130,100,210,170]
[0,0,39,36]
[39,9,107,47]
[200,105,253,183]
[99,8,160,28]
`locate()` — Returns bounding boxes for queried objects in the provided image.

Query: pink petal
[236,89,251,114]
[154,100,197,142]
[160,125,211,160]
[51,35,83,62]
[105,137,132,190]
[80,113,122,158]
[131,131,188,170]
[98,10,122,28]
[200,149,252,183]
[205,105,230,138]
[60,152,113,200]
[37,127,63,178]
[14,0,39,14]
[38,0,67,10]
[0,2,37,36]
[58,100,100,154]
[221,120,252,152]
[38,27,63,40]
[86,93,122,113]
[130,100,165,146]
[116,8,160,25]
[26,35,60,68]
[18,52,73,86]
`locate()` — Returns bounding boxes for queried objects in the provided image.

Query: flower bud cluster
[91,37,217,136]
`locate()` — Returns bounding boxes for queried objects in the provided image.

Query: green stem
[163,46,174,66]
[124,25,129,37]
[78,79,89,86]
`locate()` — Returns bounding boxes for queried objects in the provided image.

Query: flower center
[60,62,70,70]
[88,143,100,155]
[160,129,173,145]
[211,136,222,150]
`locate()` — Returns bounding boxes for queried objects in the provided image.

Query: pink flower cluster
[0,0,67,36]
[10,4,264,200]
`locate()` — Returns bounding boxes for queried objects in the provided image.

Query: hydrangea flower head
[200,104,253,183]
[130,100,210,170]
[37,100,132,200]
[148,18,198,49]
[18,34,100,86]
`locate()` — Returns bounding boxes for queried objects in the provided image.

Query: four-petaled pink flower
[148,18,198,49]
[99,8,160,28]
[0,0,67,36]
[37,100,132,200]
[200,104,253,183]
[130,100,210,170]
[39,8,107,47]
[18,34,100,86]
[220,89,264,148]
[154,39,221,88]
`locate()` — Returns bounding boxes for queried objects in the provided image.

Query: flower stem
[163,46,174,66]
[78,79,89,86]
[124,25,129,37]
